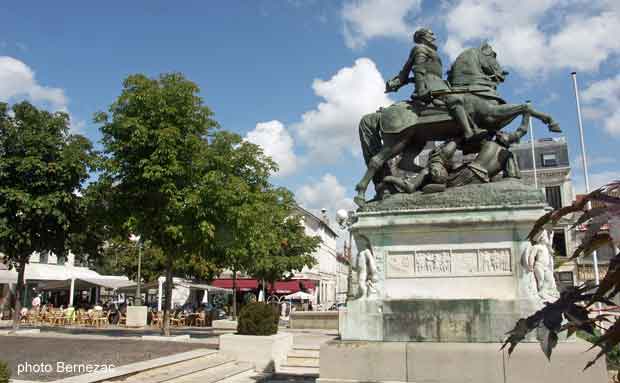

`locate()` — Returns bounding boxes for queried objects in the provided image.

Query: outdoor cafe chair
[50,311,65,326]
[118,313,127,326]
[92,311,108,328]
[151,312,162,328]
[170,311,184,327]
[195,312,206,327]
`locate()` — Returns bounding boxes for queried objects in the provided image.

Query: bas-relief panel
[385,248,512,278]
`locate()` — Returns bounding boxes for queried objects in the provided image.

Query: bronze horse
[354,44,561,207]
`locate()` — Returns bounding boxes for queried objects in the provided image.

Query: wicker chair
[92,311,108,328]
[195,311,207,327]
[151,312,162,328]
[118,312,126,326]
[170,311,184,327]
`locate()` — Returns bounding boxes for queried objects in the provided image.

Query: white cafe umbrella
[283,291,313,301]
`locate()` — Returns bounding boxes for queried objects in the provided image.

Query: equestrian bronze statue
[354,28,561,207]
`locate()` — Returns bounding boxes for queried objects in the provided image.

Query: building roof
[294,205,339,237]
[511,136,570,170]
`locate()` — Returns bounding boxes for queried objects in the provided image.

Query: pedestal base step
[319,340,608,383]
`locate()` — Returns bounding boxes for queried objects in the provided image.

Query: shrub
[237,302,278,336]
[0,360,10,383]
[271,303,281,326]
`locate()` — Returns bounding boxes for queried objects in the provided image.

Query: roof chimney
[320,208,330,224]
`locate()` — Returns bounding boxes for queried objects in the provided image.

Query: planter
[219,332,293,372]
[289,311,339,330]
[212,319,237,329]
[125,306,147,327]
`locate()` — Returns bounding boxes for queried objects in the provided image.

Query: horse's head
[479,43,508,83]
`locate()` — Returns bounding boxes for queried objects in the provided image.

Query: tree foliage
[248,205,321,286]
[96,73,218,335]
[204,132,320,314]
[93,237,219,283]
[503,180,620,369]
[97,72,322,332]
[0,101,97,329]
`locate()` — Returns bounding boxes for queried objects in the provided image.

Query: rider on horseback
[386,28,480,141]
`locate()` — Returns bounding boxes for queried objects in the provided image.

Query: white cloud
[244,120,298,177]
[0,56,67,110]
[572,154,617,170]
[580,74,620,135]
[442,0,620,76]
[342,0,422,49]
[292,58,392,162]
[574,170,620,194]
[296,173,355,217]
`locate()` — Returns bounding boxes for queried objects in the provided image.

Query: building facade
[212,206,349,309]
[293,206,348,308]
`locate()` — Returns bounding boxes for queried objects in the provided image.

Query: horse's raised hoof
[354,195,367,208]
[548,122,562,133]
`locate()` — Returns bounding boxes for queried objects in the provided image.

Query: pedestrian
[32,294,41,311]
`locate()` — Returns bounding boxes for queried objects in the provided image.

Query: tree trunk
[232,267,237,320]
[12,261,26,331]
[161,255,174,336]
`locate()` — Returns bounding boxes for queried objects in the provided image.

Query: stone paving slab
[0,336,212,382]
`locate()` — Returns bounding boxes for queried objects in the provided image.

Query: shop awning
[211,278,258,292]
[185,282,232,293]
[211,278,316,294]
[0,269,17,284]
[284,291,314,300]
[37,277,134,291]
[269,280,317,294]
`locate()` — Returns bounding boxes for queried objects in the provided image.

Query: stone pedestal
[318,340,607,383]
[326,181,606,382]
[341,181,547,343]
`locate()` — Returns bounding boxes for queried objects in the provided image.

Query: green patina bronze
[359,179,546,213]
[354,28,561,208]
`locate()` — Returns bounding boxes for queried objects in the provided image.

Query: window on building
[552,230,567,257]
[557,271,574,284]
[39,251,49,264]
[545,186,562,210]
[541,153,558,167]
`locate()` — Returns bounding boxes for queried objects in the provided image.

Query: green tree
[0,101,97,330]
[96,73,218,335]
[205,132,319,317]
[93,238,219,286]
[205,131,280,318]
[248,193,321,294]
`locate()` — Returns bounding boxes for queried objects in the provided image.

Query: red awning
[269,279,316,294]
[211,279,258,292]
[211,278,316,294]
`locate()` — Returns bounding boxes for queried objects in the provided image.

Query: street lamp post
[130,235,143,306]
[526,100,538,189]
[571,71,601,288]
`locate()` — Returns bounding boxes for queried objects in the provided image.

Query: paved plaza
[0,336,210,381]
[0,326,336,382]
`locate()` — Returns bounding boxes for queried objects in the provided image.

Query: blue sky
[1,0,618,219]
